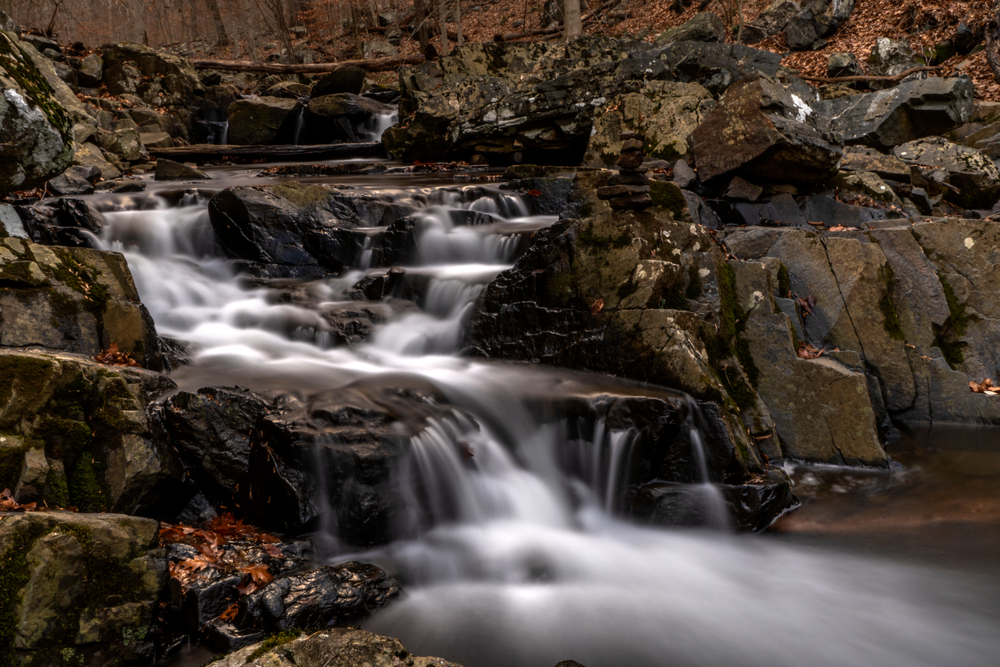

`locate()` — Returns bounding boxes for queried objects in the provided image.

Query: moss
[649,180,689,220]
[245,629,303,663]
[0,443,29,490]
[0,355,54,410]
[0,519,49,667]
[68,451,107,513]
[708,262,759,410]
[0,32,72,139]
[45,467,69,508]
[879,265,905,341]
[777,263,791,297]
[933,274,971,369]
[684,265,703,300]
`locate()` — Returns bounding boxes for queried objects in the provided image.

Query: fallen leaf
[798,342,827,359]
[590,298,604,315]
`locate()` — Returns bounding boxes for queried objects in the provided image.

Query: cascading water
[93,170,1000,667]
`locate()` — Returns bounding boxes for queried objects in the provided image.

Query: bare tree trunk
[206,0,231,47]
[563,0,581,41]
[438,0,449,55]
[455,0,463,46]
[415,0,429,51]
[987,0,1000,83]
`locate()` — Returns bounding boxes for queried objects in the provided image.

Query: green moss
[0,519,49,667]
[708,262,760,410]
[649,180,689,220]
[0,443,29,490]
[933,274,971,368]
[245,629,303,664]
[716,263,739,342]
[68,451,107,512]
[0,32,72,139]
[879,266,905,341]
[777,263,791,298]
[45,467,69,508]
[0,355,54,410]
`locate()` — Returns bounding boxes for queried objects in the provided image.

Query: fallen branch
[793,65,944,84]
[190,54,425,74]
[148,142,386,163]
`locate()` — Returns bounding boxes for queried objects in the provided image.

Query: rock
[235,562,402,632]
[305,93,395,143]
[363,39,398,59]
[139,130,173,148]
[784,13,821,50]
[656,41,783,95]
[209,627,463,667]
[100,41,202,107]
[207,184,405,279]
[723,176,763,201]
[97,125,146,161]
[687,76,841,183]
[0,512,165,667]
[265,80,311,98]
[815,77,974,150]
[227,97,301,145]
[742,0,800,44]
[0,203,28,238]
[0,31,75,193]
[827,52,861,78]
[0,237,162,369]
[154,158,210,181]
[16,196,105,246]
[105,60,143,95]
[312,66,367,97]
[47,166,96,195]
[892,137,1000,209]
[76,53,103,87]
[96,177,146,193]
[839,146,911,180]
[20,38,95,127]
[584,81,714,167]
[655,12,725,44]
[73,141,123,180]
[869,36,919,75]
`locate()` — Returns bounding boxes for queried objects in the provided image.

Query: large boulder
[311,65,367,97]
[210,627,463,667]
[815,77,974,149]
[207,182,406,279]
[100,42,202,108]
[655,12,725,44]
[687,76,841,183]
[0,512,166,667]
[304,93,395,143]
[584,81,714,167]
[0,30,74,193]
[0,349,179,512]
[785,0,855,51]
[892,137,1000,209]
[0,236,162,367]
[227,96,301,145]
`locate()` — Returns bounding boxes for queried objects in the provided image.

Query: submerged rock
[0,512,165,667]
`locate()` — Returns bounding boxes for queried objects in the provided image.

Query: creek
[87,164,1000,667]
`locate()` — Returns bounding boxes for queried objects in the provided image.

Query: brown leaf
[590,298,604,315]
[798,342,827,360]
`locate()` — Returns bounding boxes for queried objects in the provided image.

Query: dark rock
[655,12,725,44]
[75,53,103,87]
[869,36,919,75]
[827,52,862,78]
[155,158,210,181]
[893,136,1000,209]
[656,41,783,94]
[227,97,302,145]
[305,93,395,143]
[47,166,96,195]
[800,193,892,228]
[18,196,105,246]
[235,562,402,632]
[839,146,911,180]
[96,177,147,193]
[785,13,820,50]
[687,76,841,183]
[742,0,800,44]
[723,176,763,201]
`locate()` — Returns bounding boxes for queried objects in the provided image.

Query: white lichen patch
[965,237,975,249]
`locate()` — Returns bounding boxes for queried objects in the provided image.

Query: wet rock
[227,97,302,145]
[305,93,395,144]
[0,238,163,369]
[154,158,210,181]
[0,512,165,667]
[892,137,1000,209]
[46,166,97,196]
[207,184,404,279]
[0,31,75,193]
[655,12,725,44]
[311,65,367,96]
[687,76,841,183]
[210,627,464,667]
[816,77,974,150]
[17,196,105,246]
[236,562,402,632]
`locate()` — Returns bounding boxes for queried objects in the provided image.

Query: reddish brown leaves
[526,189,542,196]
[1,488,36,512]
[798,342,827,360]
[590,298,605,315]
[94,342,141,367]
[970,378,999,395]
[795,295,817,318]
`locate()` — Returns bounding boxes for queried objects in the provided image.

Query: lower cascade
[70,173,995,667]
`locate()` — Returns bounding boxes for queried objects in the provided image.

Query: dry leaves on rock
[796,294,817,317]
[798,342,827,359]
[1,487,78,513]
[590,297,605,315]
[970,378,999,395]
[94,342,141,367]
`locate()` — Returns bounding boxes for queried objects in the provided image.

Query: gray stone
[893,137,1000,209]
[827,52,861,78]
[76,53,103,87]
[139,130,173,148]
[0,203,27,238]
[362,39,398,59]
[742,0,801,44]
[97,125,145,161]
[312,65,367,97]
[656,12,726,44]
[870,36,919,75]
[839,146,911,180]
[154,158,210,181]
[227,97,301,145]
[47,166,96,195]
[816,77,974,150]
[0,512,166,666]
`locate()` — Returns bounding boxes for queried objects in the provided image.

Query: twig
[793,65,943,84]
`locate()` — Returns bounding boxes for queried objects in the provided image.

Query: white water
[96,177,1000,667]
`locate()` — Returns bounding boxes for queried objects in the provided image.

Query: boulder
[311,65,367,97]
[76,53,103,87]
[827,52,862,78]
[209,627,463,667]
[584,81,714,167]
[100,42,202,107]
[0,349,178,512]
[742,0,800,44]
[362,39,398,59]
[839,146,911,180]
[655,12,725,44]
[15,196,105,246]
[0,31,75,193]
[154,158,209,181]
[73,141,123,180]
[235,562,402,632]
[0,237,162,368]
[869,36,919,75]
[655,41,783,95]
[46,166,97,196]
[305,93,395,143]
[687,76,841,183]
[0,512,166,667]
[96,125,146,161]
[227,96,301,145]
[892,137,1000,209]
[815,77,974,150]
[139,130,173,148]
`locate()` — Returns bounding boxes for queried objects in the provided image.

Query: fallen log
[147,142,387,163]
[793,65,944,84]
[189,54,425,74]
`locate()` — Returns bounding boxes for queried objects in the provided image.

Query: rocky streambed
[2,8,1000,667]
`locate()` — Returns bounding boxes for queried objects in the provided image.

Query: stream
[87,163,1000,667]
